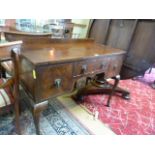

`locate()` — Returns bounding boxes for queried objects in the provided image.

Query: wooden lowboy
[16,39,126,134]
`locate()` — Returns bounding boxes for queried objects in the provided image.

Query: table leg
[33,111,41,135]
[14,100,21,134]
[32,101,48,135]
[106,75,120,107]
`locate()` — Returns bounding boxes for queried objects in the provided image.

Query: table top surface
[22,42,126,65]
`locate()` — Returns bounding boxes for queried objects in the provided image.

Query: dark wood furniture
[4,30,52,50]
[88,19,155,79]
[0,41,22,61]
[0,41,22,77]
[1,30,52,76]
[0,30,129,134]
[16,39,127,134]
[0,41,22,134]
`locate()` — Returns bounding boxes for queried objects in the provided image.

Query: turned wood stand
[74,74,130,107]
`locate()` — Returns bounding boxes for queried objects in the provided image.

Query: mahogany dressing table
[16,39,129,134]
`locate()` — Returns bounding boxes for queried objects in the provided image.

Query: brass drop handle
[54,79,61,88]
[81,65,87,74]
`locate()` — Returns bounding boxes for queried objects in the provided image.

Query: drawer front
[73,57,110,77]
[105,55,124,78]
[73,59,96,77]
[36,63,74,101]
[94,56,111,73]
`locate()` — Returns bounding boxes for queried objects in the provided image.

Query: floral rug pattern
[81,69,155,135]
[0,96,90,135]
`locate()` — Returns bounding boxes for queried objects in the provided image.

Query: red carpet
[82,69,155,135]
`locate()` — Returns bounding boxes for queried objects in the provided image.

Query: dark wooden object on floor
[0,41,22,134]
[1,30,53,76]
[0,41,22,77]
[0,41,22,61]
[17,39,126,134]
[75,74,129,107]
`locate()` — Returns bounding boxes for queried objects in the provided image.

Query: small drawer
[94,56,111,72]
[73,57,111,77]
[73,59,97,77]
[37,63,74,101]
[105,55,124,78]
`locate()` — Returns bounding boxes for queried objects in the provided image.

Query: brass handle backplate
[54,78,62,88]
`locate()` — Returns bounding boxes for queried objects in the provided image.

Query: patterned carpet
[0,92,90,135]
[82,69,155,135]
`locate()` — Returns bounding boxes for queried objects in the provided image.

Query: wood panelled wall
[88,19,155,79]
